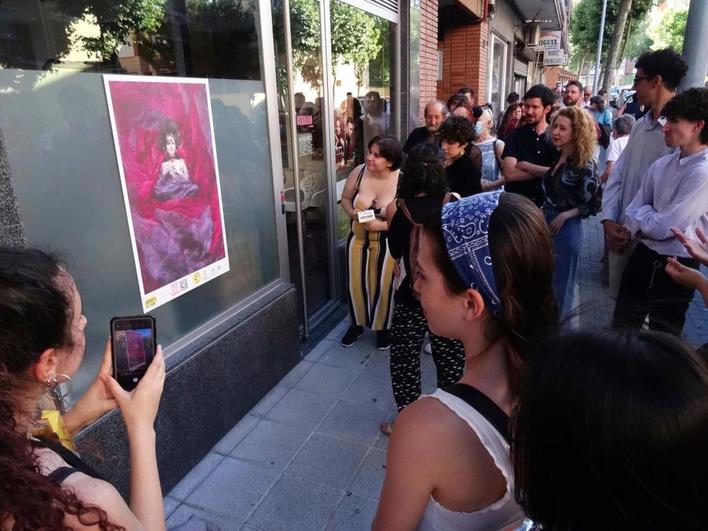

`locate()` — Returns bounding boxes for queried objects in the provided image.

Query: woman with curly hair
[496,102,523,142]
[438,116,482,198]
[533,106,600,317]
[0,247,166,530]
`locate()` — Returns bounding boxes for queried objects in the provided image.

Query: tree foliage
[570,0,654,71]
[56,0,167,62]
[655,8,688,54]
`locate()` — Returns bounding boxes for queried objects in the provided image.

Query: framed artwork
[104,75,229,311]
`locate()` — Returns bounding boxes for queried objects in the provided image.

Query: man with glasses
[601,49,689,298]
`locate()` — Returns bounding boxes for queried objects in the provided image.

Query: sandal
[379,421,394,436]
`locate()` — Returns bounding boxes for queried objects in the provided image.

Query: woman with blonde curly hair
[543,106,601,318]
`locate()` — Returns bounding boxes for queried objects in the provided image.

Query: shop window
[0,0,280,396]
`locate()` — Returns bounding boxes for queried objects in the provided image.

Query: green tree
[330,1,382,88]
[57,0,167,62]
[655,8,688,53]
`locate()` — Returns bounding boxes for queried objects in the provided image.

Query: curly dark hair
[438,116,474,146]
[398,144,448,200]
[635,48,688,91]
[662,87,708,144]
[0,247,122,530]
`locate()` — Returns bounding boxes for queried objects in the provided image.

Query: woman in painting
[153,119,199,201]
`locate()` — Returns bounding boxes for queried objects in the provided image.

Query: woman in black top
[438,115,482,198]
[380,144,465,434]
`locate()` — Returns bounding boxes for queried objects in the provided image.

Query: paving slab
[230,418,310,470]
[325,493,378,531]
[245,474,344,531]
[286,433,368,490]
[186,457,279,521]
[265,387,335,431]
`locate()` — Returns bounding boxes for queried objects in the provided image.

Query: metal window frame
[259,0,401,338]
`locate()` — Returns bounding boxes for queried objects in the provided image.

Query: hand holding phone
[111,315,157,391]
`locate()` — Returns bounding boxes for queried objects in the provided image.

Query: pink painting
[104,76,229,311]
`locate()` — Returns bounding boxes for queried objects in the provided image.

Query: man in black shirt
[403,100,446,154]
[502,84,557,206]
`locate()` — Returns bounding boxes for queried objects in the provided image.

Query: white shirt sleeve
[600,146,627,223]
[606,138,622,162]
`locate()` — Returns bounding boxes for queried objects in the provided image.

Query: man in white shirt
[612,88,708,336]
[600,49,689,297]
[599,114,635,184]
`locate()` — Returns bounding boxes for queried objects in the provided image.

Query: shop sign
[104,75,230,312]
[543,48,568,66]
[537,30,562,51]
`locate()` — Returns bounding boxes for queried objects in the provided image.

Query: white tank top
[416,388,525,531]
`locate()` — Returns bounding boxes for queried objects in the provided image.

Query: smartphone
[110,315,157,391]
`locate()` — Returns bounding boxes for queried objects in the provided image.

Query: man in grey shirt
[601,49,688,297]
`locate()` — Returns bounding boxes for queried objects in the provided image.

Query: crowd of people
[1,48,706,530]
[338,47,707,529]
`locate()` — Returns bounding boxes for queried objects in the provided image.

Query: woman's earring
[44,374,73,414]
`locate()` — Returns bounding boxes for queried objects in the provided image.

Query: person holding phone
[0,247,166,530]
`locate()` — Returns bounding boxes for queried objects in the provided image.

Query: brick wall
[437,19,488,105]
[419,0,439,121]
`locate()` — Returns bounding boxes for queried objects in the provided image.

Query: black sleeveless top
[33,437,106,484]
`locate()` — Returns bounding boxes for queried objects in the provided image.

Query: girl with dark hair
[380,144,466,435]
[0,247,166,530]
[374,192,559,530]
[438,116,483,198]
[340,135,403,349]
[514,329,708,530]
[497,102,523,142]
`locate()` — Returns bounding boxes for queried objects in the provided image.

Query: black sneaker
[376,330,390,350]
[341,325,363,347]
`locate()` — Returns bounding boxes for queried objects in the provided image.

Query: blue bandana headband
[441,191,503,317]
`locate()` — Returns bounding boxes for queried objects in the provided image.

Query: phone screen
[111,316,156,390]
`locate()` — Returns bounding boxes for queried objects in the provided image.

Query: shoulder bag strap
[443,383,511,444]
[47,466,78,484]
[354,164,366,194]
[396,198,418,226]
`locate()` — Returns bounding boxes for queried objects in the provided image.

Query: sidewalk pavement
[163,320,432,531]
[164,219,707,531]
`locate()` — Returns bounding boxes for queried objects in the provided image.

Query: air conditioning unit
[525,22,541,46]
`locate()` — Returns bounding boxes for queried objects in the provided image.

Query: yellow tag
[41,410,76,452]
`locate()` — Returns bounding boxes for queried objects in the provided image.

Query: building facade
[436,0,570,116]
[0,0,432,494]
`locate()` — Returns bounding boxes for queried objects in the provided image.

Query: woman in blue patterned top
[536,106,600,318]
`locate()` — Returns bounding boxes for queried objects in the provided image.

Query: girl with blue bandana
[374,192,558,531]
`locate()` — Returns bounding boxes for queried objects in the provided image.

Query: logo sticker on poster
[104,75,230,312]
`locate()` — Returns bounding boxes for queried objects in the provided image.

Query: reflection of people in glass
[334,117,346,168]
[153,120,199,201]
[344,118,355,162]
[364,91,387,138]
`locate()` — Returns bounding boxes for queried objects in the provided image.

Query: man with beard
[501,84,557,206]
[563,80,585,109]
[403,100,447,154]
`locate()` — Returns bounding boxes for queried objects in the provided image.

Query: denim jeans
[545,207,582,319]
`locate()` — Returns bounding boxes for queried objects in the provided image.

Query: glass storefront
[1,0,400,381]
[0,0,281,395]
[273,0,398,334]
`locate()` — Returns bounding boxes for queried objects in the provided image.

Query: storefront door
[274,0,399,338]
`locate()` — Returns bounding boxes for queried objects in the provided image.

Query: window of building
[0,0,280,396]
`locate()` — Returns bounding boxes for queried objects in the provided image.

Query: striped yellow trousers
[345,221,396,331]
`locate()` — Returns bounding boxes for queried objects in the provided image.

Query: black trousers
[612,242,698,336]
[389,299,465,412]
